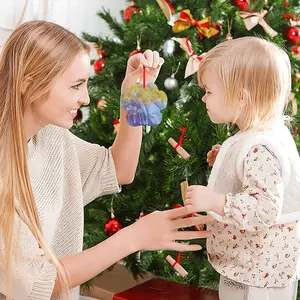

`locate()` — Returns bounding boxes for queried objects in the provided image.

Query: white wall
[0,0,128,48]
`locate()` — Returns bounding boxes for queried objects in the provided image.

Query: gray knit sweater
[0,125,121,299]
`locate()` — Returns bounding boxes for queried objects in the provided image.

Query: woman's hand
[129,205,213,252]
[121,50,164,93]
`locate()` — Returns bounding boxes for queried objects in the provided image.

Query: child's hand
[207,144,221,166]
[184,185,226,215]
[121,50,164,94]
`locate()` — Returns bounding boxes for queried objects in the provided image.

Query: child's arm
[185,144,284,231]
[217,144,283,231]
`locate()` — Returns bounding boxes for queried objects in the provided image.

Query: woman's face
[28,52,91,131]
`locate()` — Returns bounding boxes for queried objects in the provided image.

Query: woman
[0,20,212,299]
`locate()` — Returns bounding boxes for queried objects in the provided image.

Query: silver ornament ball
[164,74,178,90]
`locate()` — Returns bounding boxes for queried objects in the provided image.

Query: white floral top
[207,144,300,287]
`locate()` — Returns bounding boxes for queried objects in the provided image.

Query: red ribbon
[172,252,182,267]
[186,37,193,54]
[113,120,120,125]
[164,0,175,14]
[143,65,146,88]
[185,37,204,61]
[174,127,187,150]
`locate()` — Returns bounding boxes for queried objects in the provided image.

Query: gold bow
[172,10,219,39]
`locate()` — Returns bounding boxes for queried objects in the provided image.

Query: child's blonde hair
[0,20,90,299]
[198,36,292,131]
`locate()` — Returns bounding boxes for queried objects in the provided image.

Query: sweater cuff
[103,147,122,195]
[29,260,57,300]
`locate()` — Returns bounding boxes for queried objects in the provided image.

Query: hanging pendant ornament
[225,18,233,40]
[286,27,300,44]
[168,126,190,160]
[235,0,250,10]
[104,198,123,236]
[164,74,178,90]
[113,119,120,134]
[163,39,176,56]
[93,49,105,74]
[166,253,188,277]
[130,35,143,57]
[94,58,105,74]
[164,62,180,90]
[121,66,168,126]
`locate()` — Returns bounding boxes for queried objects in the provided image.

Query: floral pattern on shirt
[207,144,300,287]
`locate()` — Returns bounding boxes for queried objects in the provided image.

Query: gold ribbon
[172,10,219,39]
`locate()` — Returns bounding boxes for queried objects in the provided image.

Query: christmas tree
[73,0,300,291]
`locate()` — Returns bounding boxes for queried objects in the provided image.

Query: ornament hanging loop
[110,197,115,219]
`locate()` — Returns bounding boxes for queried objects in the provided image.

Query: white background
[0,0,128,47]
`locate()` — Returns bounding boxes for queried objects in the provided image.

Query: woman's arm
[111,50,163,185]
[52,206,212,296]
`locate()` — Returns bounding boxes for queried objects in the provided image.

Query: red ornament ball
[130,49,142,57]
[104,218,123,236]
[235,0,250,10]
[124,5,137,21]
[74,108,83,121]
[97,49,106,58]
[286,27,300,44]
[94,58,105,74]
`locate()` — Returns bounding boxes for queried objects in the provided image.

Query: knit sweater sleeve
[68,131,121,206]
[219,144,284,231]
[0,213,57,300]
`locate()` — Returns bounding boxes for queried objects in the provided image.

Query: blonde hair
[198,36,292,131]
[0,20,90,298]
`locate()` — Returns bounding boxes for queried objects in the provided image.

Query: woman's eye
[72,83,83,90]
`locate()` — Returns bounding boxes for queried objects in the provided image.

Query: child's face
[201,67,236,125]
